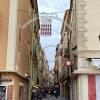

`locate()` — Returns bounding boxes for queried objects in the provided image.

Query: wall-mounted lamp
[98,35,100,41]
[25,73,31,80]
[86,58,92,63]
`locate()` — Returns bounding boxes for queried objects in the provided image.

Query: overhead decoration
[39,13,52,36]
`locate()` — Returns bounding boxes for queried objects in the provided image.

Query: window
[0,86,7,99]
[79,58,100,68]
[18,25,22,43]
[18,25,22,51]
[28,7,32,18]
[92,59,100,68]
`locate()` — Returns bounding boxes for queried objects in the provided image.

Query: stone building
[59,0,100,100]
[37,48,49,85]
[54,10,71,97]
[55,0,100,100]
[74,0,100,100]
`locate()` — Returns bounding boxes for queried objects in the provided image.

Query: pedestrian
[37,88,42,100]
[51,86,54,95]
[53,85,59,98]
[44,87,48,97]
[31,87,37,100]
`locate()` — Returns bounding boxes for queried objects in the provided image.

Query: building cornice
[78,50,100,58]
[73,67,100,75]
[0,70,28,80]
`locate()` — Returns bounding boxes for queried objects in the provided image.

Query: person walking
[37,88,42,100]
[53,85,59,98]
[31,87,37,100]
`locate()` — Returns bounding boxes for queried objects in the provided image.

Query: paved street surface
[42,95,69,100]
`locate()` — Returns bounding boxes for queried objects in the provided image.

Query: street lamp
[98,35,100,41]
[25,73,31,80]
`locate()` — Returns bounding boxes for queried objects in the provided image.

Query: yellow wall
[0,0,9,69]
[15,0,33,75]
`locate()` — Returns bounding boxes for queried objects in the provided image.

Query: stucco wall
[15,0,33,75]
[0,0,9,69]
[13,74,28,100]
[85,0,100,50]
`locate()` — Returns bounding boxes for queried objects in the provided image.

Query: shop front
[0,73,28,100]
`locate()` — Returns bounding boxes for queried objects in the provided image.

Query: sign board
[64,59,71,67]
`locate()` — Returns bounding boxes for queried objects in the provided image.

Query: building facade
[54,9,71,97]
[0,0,40,100]
[48,70,54,86]
[59,0,100,100]
[37,48,49,86]
[75,0,100,100]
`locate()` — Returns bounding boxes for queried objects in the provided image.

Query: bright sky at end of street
[37,0,70,70]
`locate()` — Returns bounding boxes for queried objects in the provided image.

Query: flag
[81,74,100,100]
[40,18,52,36]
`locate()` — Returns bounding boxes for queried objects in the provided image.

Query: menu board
[0,86,6,100]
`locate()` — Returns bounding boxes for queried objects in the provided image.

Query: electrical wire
[17,9,65,22]
[39,10,67,14]
[17,9,67,14]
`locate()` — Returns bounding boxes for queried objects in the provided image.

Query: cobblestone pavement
[42,95,69,100]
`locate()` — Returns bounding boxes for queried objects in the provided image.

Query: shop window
[0,86,7,99]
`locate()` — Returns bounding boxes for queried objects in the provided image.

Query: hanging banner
[39,14,52,36]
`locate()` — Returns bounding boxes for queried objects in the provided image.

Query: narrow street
[0,0,100,100]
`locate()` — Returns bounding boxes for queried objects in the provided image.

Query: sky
[37,0,70,70]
